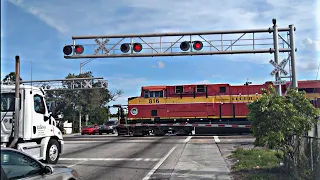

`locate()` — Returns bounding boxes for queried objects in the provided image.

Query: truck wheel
[45,139,60,164]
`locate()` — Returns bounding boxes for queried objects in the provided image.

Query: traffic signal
[180,41,190,51]
[74,45,84,54]
[120,43,130,53]
[63,45,73,56]
[133,43,142,52]
[193,41,203,51]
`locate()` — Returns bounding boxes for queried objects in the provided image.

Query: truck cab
[1,84,64,164]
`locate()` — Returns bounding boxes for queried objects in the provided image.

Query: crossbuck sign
[94,38,109,55]
[269,59,288,76]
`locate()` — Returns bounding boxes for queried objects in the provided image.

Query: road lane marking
[213,136,220,143]
[65,141,112,143]
[68,160,88,168]
[183,136,192,143]
[60,158,159,161]
[142,146,176,180]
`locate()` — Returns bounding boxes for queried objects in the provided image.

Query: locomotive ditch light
[74,45,84,54]
[120,43,130,53]
[133,43,143,52]
[193,41,203,51]
[180,41,190,51]
[63,45,73,56]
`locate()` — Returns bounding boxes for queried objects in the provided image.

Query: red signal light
[133,43,142,52]
[63,45,73,55]
[193,41,203,51]
[74,45,84,54]
[180,41,190,51]
[120,43,130,53]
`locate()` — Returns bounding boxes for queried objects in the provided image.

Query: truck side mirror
[44,115,50,121]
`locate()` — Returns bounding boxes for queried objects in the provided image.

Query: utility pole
[9,56,21,148]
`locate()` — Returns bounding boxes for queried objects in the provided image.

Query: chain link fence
[284,123,320,180]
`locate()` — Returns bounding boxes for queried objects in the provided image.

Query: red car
[81,125,99,135]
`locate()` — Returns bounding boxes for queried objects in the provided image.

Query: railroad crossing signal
[180,41,190,51]
[273,77,287,85]
[63,45,84,55]
[193,41,203,51]
[133,43,143,52]
[120,43,130,53]
[75,45,84,54]
[63,19,298,91]
[269,58,288,76]
[119,43,143,53]
[63,20,294,59]
[20,77,108,91]
[94,39,109,55]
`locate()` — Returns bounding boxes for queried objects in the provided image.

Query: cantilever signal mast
[2,77,108,91]
[63,19,297,95]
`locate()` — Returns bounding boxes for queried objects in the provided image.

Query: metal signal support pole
[289,24,297,88]
[272,19,282,96]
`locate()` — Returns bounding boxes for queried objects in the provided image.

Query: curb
[63,133,81,137]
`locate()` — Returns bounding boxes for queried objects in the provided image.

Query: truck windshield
[0,93,21,112]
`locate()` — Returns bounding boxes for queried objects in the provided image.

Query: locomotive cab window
[151,110,158,116]
[196,85,206,93]
[220,86,226,93]
[149,91,164,98]
[175,86,184,93]
[144,91,149,98]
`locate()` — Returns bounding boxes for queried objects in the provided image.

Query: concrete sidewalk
[152,138,232,180]
[172,139,231,179]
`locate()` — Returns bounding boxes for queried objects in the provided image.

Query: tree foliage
[2,72,22,83]
[247,85,319,160]
[46,71,122,125]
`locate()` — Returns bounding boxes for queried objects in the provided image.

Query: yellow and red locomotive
[117,80,319,136]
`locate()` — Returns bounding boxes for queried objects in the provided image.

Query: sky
[1,0,320,114]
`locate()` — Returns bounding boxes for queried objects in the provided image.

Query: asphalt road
[59,134,254,180]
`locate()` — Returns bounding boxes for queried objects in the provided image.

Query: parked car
[1,147,80,180]
[99,124,115,135]
[81,125,99,135]
[105,120,118,132]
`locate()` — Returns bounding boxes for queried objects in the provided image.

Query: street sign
[273,80,286,85]
[269,59,288,76]
[94,38,109,55]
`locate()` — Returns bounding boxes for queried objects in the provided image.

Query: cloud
[8,0,316,37]
[296,57,319,72]
[157,61,165,68]
[195,80,211,84]
[107,75,148,91]
[8,0,68,34]
[151,61,165,68]
[301,38,320,52]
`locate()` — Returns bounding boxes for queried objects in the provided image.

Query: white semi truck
[1,84,64,164]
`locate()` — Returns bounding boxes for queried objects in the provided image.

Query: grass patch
[229,148,288,180]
